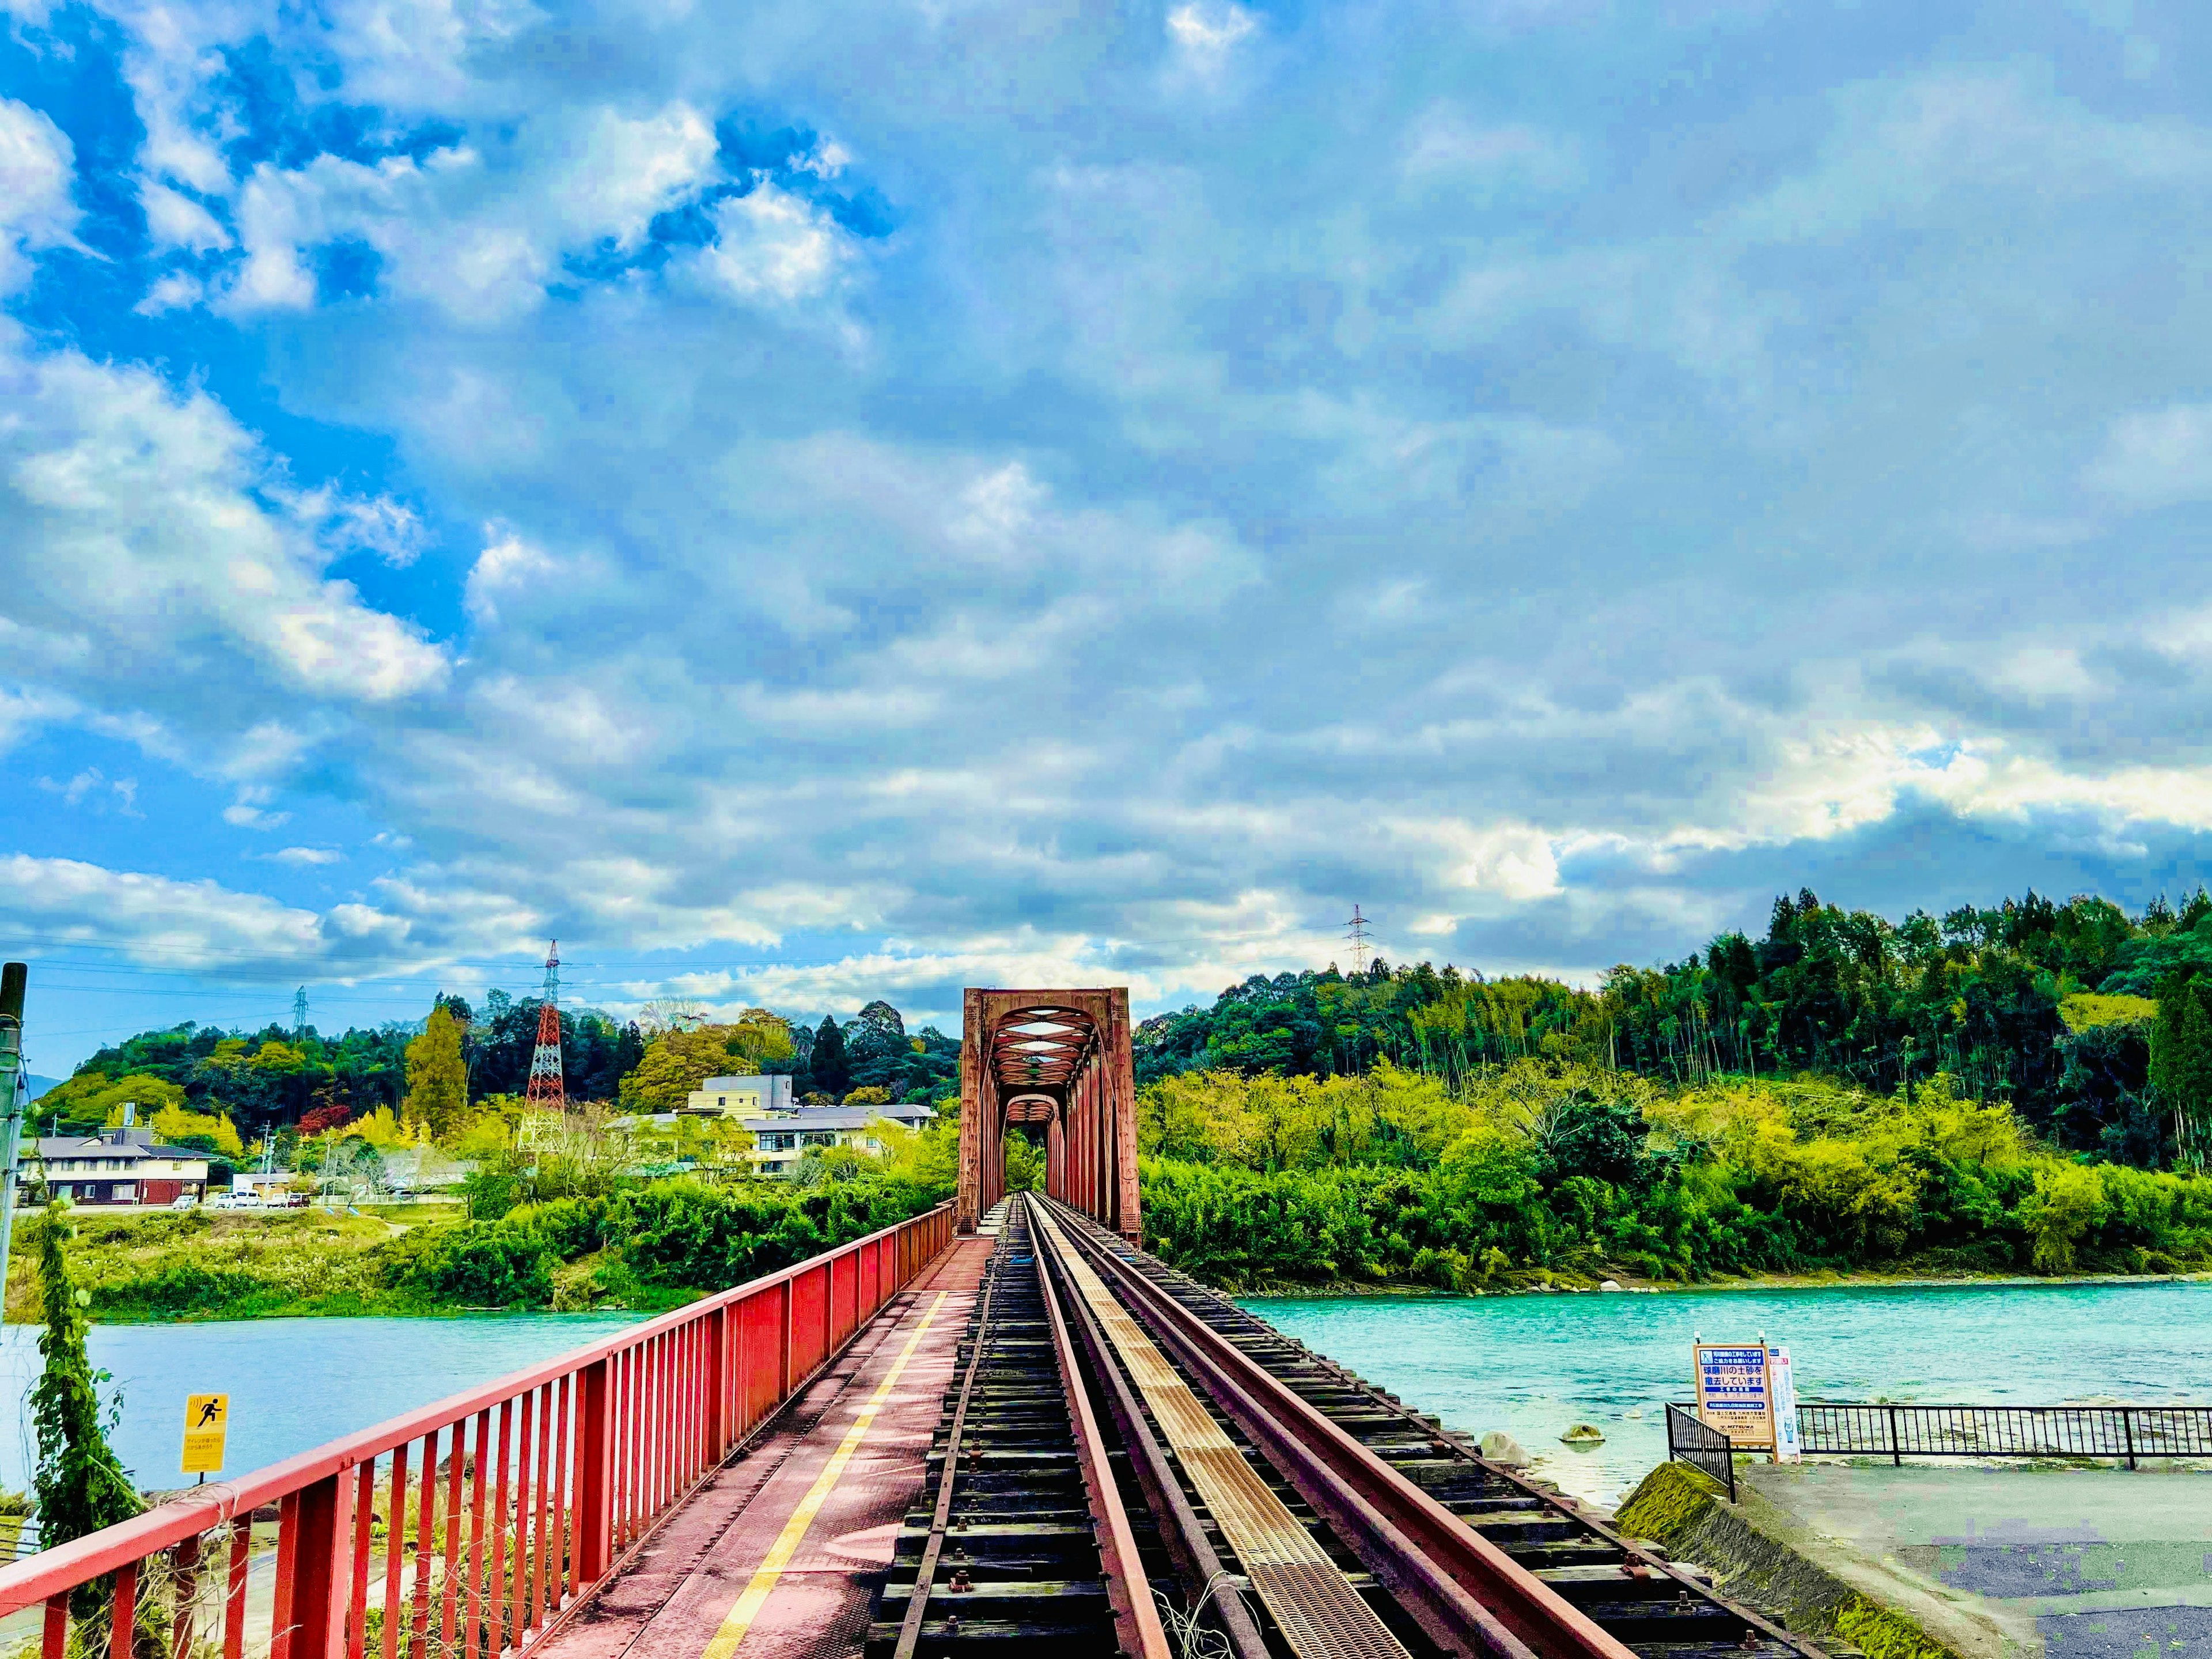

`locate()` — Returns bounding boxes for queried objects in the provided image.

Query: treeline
[43,1005,643,1137]
[1137,887,2212,1170]
[22,1172,952,1321]
[1135,1063,2212,1290]
[40,994,959,1145]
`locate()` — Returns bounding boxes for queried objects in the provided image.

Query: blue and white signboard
[1769,1347,1801,1463]
[1694,1343,1774,1448]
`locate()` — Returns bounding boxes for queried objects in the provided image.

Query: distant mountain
[25,1075,61,1101]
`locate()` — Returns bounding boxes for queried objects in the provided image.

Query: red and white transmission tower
[524,940,566,1112]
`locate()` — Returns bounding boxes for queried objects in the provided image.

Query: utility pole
[1343,906,1372,976]
[0,963,31,1293]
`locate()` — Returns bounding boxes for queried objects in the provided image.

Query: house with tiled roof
[23,1126,211,1207]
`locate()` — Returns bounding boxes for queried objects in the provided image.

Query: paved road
[1740,1462,2212,1659]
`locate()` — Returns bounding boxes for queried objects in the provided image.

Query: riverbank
[1237,1264,2212,1298]
[0,1206,694,1322]
[5,1177,945,1323]
[1254,1277,2212,1504]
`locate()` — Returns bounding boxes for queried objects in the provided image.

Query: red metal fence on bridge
[0,1202,954,1659]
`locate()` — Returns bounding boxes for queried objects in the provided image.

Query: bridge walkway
[535,1234,994,1659]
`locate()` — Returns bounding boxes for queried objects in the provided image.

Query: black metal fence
[1665,1403,1736,1501]
[1796,1402,2212,1468]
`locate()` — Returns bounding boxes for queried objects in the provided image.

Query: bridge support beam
[958,987,1141,1244]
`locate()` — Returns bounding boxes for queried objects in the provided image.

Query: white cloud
[1166,1,1257,68]
[310,491,429,566]
[0,853,400,971]
[139,180,230,252]
[4,348,449,703]
[555,103,717,252]
[134,271,204,315]
[0,97,79,293]
[270,846,344,865]
[0,331,449,789]
[696,184,851,304]
[2084,403,2212,509]
[465,526,555,622]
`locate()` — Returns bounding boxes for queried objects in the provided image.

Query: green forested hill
[1137,887,2212,1170]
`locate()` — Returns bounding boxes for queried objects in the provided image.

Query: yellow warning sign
[181,1393,229,1474]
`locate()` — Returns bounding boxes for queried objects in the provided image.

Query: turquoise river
[0,1279,2204,1508]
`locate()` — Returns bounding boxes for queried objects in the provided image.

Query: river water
[1,1280,2206,1511]
[0,1314,643,1499]
[1251,1278,2212,1503]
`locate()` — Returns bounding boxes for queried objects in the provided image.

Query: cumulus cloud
[464,525,554,622]
[0,853,400,972]
[694,184,853,304]
[2,344,450,705]
[0,97,79,291]
[20,0,2212,1061]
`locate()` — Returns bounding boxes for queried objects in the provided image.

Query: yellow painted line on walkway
[700,1290,951,1659]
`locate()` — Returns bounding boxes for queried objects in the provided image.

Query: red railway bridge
[956,987,1140,1244]
[0,986,1818,1659]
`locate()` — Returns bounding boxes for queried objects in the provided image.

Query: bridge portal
[956,986,1141,1243]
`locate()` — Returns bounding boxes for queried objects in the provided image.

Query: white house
[740,1103,937,1176]
[683,1074,797,1118]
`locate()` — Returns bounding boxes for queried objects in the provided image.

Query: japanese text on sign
[1694,1343,1774,1449]
[181,1393,229,1475]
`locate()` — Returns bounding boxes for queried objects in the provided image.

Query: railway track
[873,1195,1828,1659]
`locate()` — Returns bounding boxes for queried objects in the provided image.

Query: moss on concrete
[1835,1596,1955,1659]
[1615,1460,1726,1536]
[1612,1461,1964,1659]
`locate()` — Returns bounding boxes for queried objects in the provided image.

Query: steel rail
[1028,1197,1176,1659]
[1274,1332,1817,1659]
[1044,1199,1639,1659]
[1032,1200,1273,1659]
[891,1234,1005,1659]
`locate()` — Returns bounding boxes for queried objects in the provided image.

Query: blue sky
[5,0,2212,1072]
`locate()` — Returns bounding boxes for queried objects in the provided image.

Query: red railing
[0,1202,955,1659]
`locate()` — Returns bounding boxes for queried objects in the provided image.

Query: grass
[3,1207,421,1323]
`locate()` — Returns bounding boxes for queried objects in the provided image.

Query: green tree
[728,1009,796,1066]
[619,1027,756,1112]
[404,1006,470,1138]
[30,1204,141,1582]
[2149,974,2212,1170]
[1003,1131,1044,1192]
[809,1016,850,1099]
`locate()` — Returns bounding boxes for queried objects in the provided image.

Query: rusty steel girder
[956,987,1141,1244]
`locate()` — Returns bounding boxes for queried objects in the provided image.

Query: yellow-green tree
[618,1018,793,1111]
[729,1009,796,1066]
[149,1104,245,1157]
[404,1006,469,1138]
[42,1071,185,1132]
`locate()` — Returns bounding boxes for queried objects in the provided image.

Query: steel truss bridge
[0,986,1819,1659]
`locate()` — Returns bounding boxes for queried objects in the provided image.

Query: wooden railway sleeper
[1052,1209,1821,1659]
[1039,1207,1277,1659]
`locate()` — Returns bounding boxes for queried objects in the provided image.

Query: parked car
[168,1194,199,1210]
[211,1191,263,1210]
